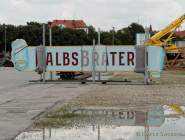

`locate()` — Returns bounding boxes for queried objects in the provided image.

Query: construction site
[0,2,185,139]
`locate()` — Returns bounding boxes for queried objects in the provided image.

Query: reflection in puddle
[15,105,185,140]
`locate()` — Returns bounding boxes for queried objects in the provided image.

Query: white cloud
[0,0,184,30]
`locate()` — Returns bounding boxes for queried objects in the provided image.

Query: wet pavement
[1,69,185,140]
[0,69,95,140]
[15,105,185,140]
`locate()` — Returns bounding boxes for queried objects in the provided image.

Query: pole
[98,124,100,140]
[43,128,45,140]
[4,25,7,54]
[49,27,53,80]
[92,125,95,131]
[112,27,115,46]
[144,47,149,85]
[98,28,101,45]
[43,24,46,83]
[98,28,101,81]
[92,39,96,84]
[145,112,149,140]
[49,128,51,139]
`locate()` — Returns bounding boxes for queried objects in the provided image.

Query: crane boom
[149,14,185,45]
[146,13,185,69]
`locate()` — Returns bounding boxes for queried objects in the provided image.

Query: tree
[128,23,145,44]
[116,23,145,45]
[0,22,146,53]
[100,31,112,45]
[17,22,43,46]
[86,26,98,45]
[116,28,133,45]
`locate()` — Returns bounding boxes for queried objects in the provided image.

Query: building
[149,24,153,33]
[175,30,185,38]
[48,20,88,33]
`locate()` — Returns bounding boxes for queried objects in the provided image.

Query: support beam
[43,24,46,83]
[49,27,53,80]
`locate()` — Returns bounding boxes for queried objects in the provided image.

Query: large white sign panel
[11,39,165,77]
[13,46,136,72]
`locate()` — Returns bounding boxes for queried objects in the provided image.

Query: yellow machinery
[146,13,185,68]
[146,13,185,116]
[147,13,185,52]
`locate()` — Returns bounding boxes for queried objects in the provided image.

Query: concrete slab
[0,68,95,140]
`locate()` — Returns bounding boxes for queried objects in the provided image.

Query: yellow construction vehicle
[147,13,185,51]
[146,13,185,68]
[146,14,185,116]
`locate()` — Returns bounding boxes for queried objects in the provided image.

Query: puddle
[15,105,185,140]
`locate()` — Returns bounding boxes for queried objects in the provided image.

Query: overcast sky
[0,0,185,30]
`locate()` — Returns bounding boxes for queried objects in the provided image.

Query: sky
[0,0,185,31]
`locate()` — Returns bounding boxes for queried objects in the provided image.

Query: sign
[11,39,165,77]
[136,33,146,46]
[45,46,135,72]
[12,45,136,72]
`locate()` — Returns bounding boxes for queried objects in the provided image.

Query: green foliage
[116,23,145,45]
[0,22,146,52]
[86,26,98,45]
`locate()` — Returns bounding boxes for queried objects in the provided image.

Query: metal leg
[98,28,101,81]
[145,112,149,140]
[43,128,45,140]
[144,47,149,85]
[98,124,100,140]
[49,28,53,81]
[43,24,46,83]
[49,128,51,139]
[92,39,96,84]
